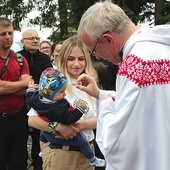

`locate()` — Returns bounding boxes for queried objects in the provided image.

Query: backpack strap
[15,52,23,68]
[0,52,11,79]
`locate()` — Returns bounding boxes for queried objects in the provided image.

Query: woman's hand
[55,123,79,140]
[76,73,100,99]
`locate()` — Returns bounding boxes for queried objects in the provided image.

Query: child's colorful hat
[39,67,68,100]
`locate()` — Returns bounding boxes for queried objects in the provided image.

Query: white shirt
[96,25,170,170]
[65,79,96,141]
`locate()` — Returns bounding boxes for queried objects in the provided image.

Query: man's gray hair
[77,0,134,42]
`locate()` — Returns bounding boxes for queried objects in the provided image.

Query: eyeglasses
[40,46,51,50]
[23,37,40,41]
[90,31,109,57]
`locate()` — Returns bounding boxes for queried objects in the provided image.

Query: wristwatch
[48,122,58,134]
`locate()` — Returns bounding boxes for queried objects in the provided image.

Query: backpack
[15,52,23,68]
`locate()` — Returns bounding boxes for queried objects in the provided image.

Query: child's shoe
[38,151,43,157]
[90,157,106,167]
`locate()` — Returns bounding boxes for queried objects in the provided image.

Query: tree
[113,0,155,24]
[0,0,34,30]
[0,0,169,41]
[155,0,166,24]
[157,0,170,24]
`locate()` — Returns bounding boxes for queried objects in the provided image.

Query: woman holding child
[28,35,103,170]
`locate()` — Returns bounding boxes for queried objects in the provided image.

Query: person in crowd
[51,41,63,68]
[92,61,109,90]
[28,35,99,170]
[18,28,52,170]
[39,40,53,62]
[0,17,33,170]
[92,61,109,170]
[76,1,170,170]
[26,67,106,167]
[91,56,118,90]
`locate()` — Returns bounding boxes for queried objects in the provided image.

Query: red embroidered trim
[118,55,170,87]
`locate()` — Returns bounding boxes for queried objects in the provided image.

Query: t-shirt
[0,50,29,113]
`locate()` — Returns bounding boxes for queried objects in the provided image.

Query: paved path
[27,135,33,170]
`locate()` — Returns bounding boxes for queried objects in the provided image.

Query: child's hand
[28,81,39,90]
[77,101,87,110]
[28,81,35,88]
[34,83,39,90]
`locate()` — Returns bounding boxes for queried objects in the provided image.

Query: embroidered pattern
[118,55,170,87]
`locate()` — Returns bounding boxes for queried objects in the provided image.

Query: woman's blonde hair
[56,35,93,80]
[56,35,94,99]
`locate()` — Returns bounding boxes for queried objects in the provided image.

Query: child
[26,67,106,167]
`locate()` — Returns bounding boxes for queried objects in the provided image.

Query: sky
[14,10,53,42]
[14,27,53,42]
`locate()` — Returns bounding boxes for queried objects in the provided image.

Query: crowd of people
[0,0,170,170]
[0,16,114,170]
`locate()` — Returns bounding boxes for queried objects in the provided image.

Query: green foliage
[114,0,154,25]
[33,1,59,28]
[0,0,169,41]
[67,0,96,29]
[158,1,170,24]
[0,0,34,31]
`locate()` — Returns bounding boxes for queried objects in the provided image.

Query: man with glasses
[77,1,170,170]
[18,29,52,170]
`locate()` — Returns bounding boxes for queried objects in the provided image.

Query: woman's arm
[75,117,97,130]
[28,116,79,139]
[28,116,49,131]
